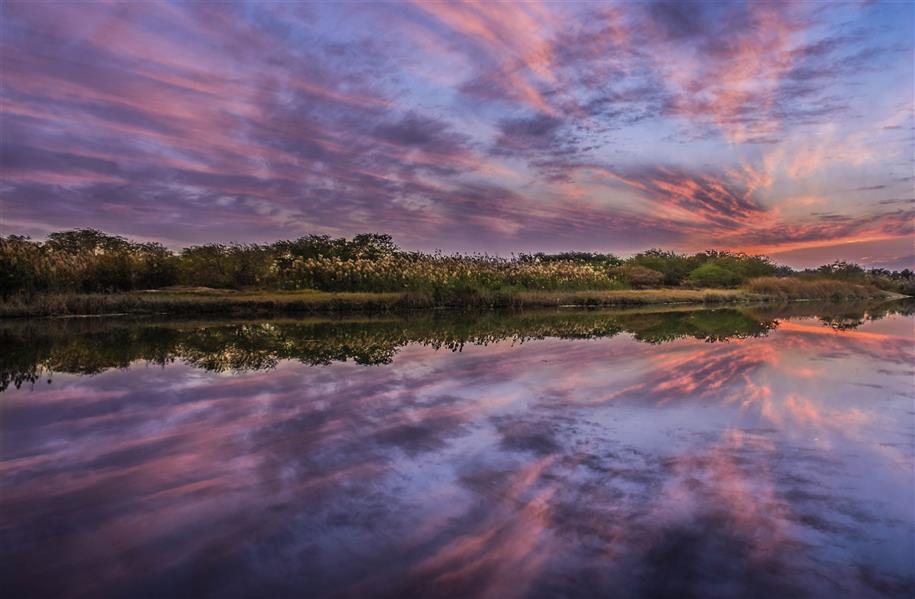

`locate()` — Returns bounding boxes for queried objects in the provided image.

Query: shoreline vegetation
[2,229,911,317]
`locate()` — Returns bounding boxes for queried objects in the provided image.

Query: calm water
[2,303,914,598]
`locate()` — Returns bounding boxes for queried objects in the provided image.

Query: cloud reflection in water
[1,307,913,598]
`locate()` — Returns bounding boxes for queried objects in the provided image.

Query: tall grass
[275,254,626,293]
[745,277,881,301]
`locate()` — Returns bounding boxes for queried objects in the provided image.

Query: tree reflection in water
[5,301,910,391]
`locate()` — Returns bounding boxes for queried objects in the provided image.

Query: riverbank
[0,283,905,318]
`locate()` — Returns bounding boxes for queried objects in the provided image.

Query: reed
[744,277,880,301]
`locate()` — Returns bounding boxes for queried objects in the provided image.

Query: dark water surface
[2,303,914,598]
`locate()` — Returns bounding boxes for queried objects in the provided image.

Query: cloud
[0,0,911,260]
[597,164,766,231]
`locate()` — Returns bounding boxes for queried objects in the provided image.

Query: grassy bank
[0,283,903,318]
[744,277,894,302]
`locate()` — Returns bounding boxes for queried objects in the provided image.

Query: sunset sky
[1,1,912,268]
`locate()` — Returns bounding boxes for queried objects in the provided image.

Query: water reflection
[1,302,913,598]
[6,301,913,391]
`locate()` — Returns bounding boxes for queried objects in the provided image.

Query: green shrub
[627,250,695,285]
[688,263,742,288]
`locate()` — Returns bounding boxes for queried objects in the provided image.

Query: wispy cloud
[1,0,911,263]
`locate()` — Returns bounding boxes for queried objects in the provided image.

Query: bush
[698,251,777,280]
[627,250,695,285]
[687,263,742,288]
[624,249,777,285]
[613,265,665,288]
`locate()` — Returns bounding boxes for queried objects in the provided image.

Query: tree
[351,233,397,259]
[46,229,130,254]
[814,261,865,280]
[0,235,44,298]
[178,245,233,288]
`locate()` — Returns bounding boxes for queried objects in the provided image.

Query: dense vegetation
[2,229,913,301]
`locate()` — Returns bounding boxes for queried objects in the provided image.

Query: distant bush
[627,249,694,285]
[624,249,777,285]
[699,251,777,281]
[809,260,866,281]
[613,265,665,288]
[687,263,742,288]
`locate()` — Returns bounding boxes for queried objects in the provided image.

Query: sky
[0,1,913,268]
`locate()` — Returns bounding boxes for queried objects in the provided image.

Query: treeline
[2,229,913,298]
